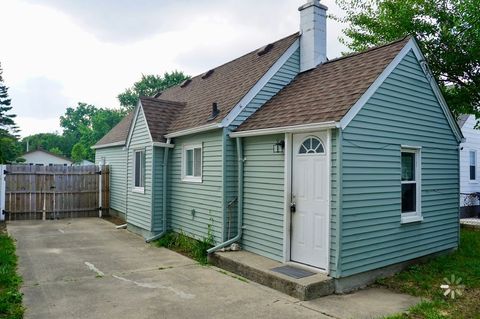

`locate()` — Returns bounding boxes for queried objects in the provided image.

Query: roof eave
[91,141,125,150]
[230,121,339,138]
[165,123,221,138]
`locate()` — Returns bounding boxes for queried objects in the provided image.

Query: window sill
[401,215,423,224]
[181,177,202,183]
[132,187,145,194]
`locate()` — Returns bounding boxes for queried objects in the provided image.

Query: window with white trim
[470,150,476,181]
[182,144,202,182]
[401,147,422,223]
[133,150,145,191]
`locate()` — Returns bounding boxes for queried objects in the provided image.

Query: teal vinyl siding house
[93,1,463,292]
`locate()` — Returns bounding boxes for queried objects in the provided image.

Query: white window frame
[181,143,202,183]
[133,149,145,193]
[469,150,477,182]
[400,145,423,224]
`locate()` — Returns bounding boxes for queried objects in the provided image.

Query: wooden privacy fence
[0,164,109,221]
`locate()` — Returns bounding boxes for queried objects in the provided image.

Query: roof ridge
[161,32,299,92]
[140,96,186,106]
[324,36,411,65]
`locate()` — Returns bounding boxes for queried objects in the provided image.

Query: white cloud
[0,0,348,137]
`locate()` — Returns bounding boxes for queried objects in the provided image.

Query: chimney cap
[298,0,328,11]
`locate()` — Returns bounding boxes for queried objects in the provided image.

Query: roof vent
[208,102,220,121]
[201,69,214,79]
[153,91,162,98]
[180,79,192,88]
[257,43,274,56]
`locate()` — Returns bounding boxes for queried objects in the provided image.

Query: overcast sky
[0,0,348,137]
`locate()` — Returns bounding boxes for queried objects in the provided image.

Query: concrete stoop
[208,250,334,300]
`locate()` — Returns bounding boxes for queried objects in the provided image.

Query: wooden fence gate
[0,164,109,221]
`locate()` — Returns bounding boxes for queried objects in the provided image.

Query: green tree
[0,62,22,163]
[335,0,480,118]
[117,71,189,111]
[60,103,125,161]
[71,143,87,162]
[21,133,68,155]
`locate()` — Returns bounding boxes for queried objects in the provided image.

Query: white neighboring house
[22,149,73,166]
[458,114,480,217]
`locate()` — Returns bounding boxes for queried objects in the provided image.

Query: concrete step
[208,250,334,300]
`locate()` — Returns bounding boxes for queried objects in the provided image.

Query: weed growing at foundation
[155,224,214,265]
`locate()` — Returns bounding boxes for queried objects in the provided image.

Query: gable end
[340,38,463,143]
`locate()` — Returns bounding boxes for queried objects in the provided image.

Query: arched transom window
[298,136,325,154]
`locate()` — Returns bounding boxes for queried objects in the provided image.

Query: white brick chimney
[298,0,327,72]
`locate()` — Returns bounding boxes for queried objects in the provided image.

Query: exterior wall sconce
[273,140,285,153]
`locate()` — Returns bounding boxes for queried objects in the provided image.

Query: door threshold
[286,261,327,274]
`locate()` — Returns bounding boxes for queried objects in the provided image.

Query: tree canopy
[335,0,480,118]
[0,62,22,163]
[59,103,125,161]
[117,71,189,111]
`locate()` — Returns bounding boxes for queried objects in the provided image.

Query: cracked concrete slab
[8,218,419,319]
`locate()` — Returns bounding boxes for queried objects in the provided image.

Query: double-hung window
[401,146,422,223]
[470,150,476,181]
[133,150,145,192]
[182,144,202,182]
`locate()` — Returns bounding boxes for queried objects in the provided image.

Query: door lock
[290,203,296,213]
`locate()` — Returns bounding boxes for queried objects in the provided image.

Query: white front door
[290,132,330,269]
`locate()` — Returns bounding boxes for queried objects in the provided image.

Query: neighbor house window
[401,146,422,223]
[470,150,476,181]
[182,144,202,182]
[133,150,145,192]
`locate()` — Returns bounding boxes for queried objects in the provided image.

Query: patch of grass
[0,233,24,319]
[155,228,214,265]
[381,229,480,319]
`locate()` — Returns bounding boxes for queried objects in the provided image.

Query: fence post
[98,164,103,218]
[0,165,6,222]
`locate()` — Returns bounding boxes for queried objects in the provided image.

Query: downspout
[207,137,244,253]
[146,138,171,243]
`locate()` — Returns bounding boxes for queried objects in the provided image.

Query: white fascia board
[91,141,125,150]
[220,39,300,128]
[339,40,415,130]
[340,38,463,143]
[229,121,338,138]
[152,142,175,148]
[164,123,220,138]
[126,101,143,149]
[409,39,464,143]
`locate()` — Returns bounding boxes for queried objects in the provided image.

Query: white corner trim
[340,38,463,143]
[230,121,338,138]
[164,123,220,138]
[126,101,153,148]
[152,142,175,148]
[221,39,300,128]
[282,132,293,262]
[91,141,125,150]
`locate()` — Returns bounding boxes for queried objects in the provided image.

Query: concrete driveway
[8,218,420,319]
